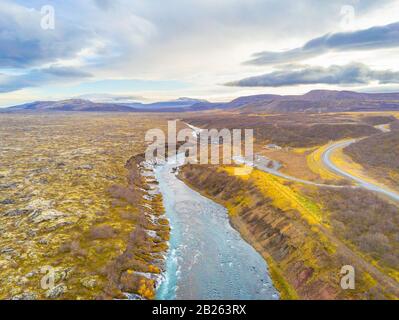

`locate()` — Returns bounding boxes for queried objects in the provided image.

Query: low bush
[89,225,118,240]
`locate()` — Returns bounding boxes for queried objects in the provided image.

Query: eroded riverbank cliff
[179,164,398,299]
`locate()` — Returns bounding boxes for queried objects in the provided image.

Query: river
[154,153,279,300]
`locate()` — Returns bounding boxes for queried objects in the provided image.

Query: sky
[1,0,399,107]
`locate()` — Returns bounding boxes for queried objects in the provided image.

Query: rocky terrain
[0,113,170,299]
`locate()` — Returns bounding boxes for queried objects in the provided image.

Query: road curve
[322,140,399,202]
[185,121,350,189]
[238,155,349,189]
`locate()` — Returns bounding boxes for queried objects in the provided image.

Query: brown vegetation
[184,113,378,147]
[345,131,399,187]
[180,163,399,299]
[361,115,397,125]
[306,188,399,271]
[89,225,118,240]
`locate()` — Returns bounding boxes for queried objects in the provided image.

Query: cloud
[226,63,399,87]
[0,1,155,69]
[4,1,385,74]
[93,0,114,10]
[246,21,399,65]
[41,67,92,79]
[0,2,95,68]
[0,67,92,93]
[75,93,145,103]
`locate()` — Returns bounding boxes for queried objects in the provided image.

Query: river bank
[101,153,170,300]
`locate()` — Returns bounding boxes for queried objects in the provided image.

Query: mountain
[302,90,399,101]
[227,94,282,109]
[6,99,136,112]
[3,97,210,113]
[231,90,399,113]
[121,97,209,110]
[168,90,399,113]
[4,90,399,113]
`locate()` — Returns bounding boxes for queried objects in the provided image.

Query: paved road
[233,155,349,189]
[322,140,399,202]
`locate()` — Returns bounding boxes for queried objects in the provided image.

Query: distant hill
[3,97,210,113]
[4,90,399,113]
[121,97,209,110]
[174,90,399,113]
[6,99,136,112]
[233,90,399,113]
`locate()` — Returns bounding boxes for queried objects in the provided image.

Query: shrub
[313,188,399,269]
[108,184,140,205]
[59,240,87,257]
[89,225,118,240]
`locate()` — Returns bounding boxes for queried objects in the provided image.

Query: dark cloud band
[246,21,399,65]
[0,67,92,93]
[226,63,399,87]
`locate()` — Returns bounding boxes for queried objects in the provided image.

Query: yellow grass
[292,146,318,155]
[307,143,343,181]
[339,111,399,119]
[223,166,324,226]
[265,256,299,300]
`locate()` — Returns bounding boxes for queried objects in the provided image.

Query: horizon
[5,88,399,109]
[1,1,399,107]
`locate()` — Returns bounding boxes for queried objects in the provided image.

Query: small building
[265,143,282,150]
